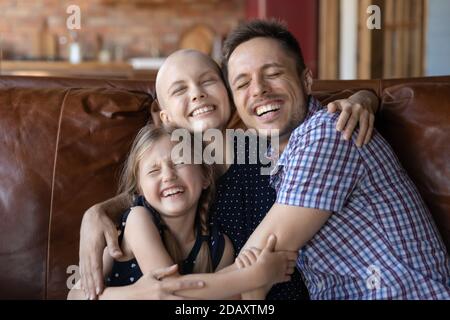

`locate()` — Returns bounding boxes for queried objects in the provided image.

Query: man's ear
[302,68,313,95]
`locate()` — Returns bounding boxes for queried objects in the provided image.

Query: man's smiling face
[227,37,312,141]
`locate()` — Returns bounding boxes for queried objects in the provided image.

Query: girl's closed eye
[148,167,160,175]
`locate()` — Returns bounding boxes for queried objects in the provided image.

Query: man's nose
[250,77,269,98]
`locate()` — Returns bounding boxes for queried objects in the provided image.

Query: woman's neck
[205,128,234,177]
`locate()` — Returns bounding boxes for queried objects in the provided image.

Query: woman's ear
[160,109,171,125]
[150,100,162,127]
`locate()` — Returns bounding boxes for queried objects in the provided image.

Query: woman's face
[157,51,231,132]
[137,135,209,219]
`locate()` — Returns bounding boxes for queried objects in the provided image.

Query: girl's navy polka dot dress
[106,196,225,287]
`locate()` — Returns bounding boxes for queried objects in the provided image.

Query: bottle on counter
[39,18,58,60]
[69,31,82,64]
[96,34,111,64]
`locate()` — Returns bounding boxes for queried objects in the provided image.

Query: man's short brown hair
[221,19,306,86]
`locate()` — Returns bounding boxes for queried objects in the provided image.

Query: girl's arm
[98,206,178,299]
[99,207,294,300]
[171,235,296,300]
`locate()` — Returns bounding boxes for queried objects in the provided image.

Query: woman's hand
[128,265,205,300]
[79,204,122,300]
[327,90,378,147]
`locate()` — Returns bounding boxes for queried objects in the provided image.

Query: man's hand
[327,90,378,147]
[79,205,122,300]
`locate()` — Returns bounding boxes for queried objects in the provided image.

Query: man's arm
[79,192,131,299]
[237,204,331,297]
[241,204,330,253]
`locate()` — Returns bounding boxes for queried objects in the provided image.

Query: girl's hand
[252,234,298,287]
[235,247,261,269]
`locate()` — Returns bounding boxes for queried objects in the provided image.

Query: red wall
[246,0,318,76]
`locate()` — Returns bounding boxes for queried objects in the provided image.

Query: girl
[69,125,296,299]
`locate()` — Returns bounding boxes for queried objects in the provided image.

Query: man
[222,20,450,299]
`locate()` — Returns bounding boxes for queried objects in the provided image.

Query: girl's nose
[161,165,177,182]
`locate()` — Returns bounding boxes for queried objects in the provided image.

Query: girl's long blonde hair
[118,124,216,273]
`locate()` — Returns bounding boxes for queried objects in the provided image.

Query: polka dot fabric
[209,137,309,300]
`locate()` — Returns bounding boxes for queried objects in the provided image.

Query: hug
[69,20,450,300]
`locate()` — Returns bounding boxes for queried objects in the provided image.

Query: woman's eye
[202,79,216,85]
[174,161,185,166]
[172,87,186,95]
[148,169,159,175]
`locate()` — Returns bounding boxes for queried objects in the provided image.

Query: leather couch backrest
[0,77,153,299]
[377,81,450,251]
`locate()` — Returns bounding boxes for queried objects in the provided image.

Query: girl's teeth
[256,104,280,116]
[162,187,184,197]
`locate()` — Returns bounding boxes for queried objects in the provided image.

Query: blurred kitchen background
[0,0,449,80]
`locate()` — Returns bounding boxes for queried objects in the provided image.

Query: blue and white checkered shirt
[270,96,450,299]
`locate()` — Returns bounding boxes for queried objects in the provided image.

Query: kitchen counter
[0,60,159,80]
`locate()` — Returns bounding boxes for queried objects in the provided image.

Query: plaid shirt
[270,96,450,299]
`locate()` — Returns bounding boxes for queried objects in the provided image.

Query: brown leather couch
[0,75,449,299]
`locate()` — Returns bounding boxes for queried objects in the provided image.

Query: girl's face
[158,52,231,132]
[137,135,209,219]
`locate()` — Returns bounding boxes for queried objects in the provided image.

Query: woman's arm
[79,192,132,298]
[327,89,379,147]
[68,248,114,300]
